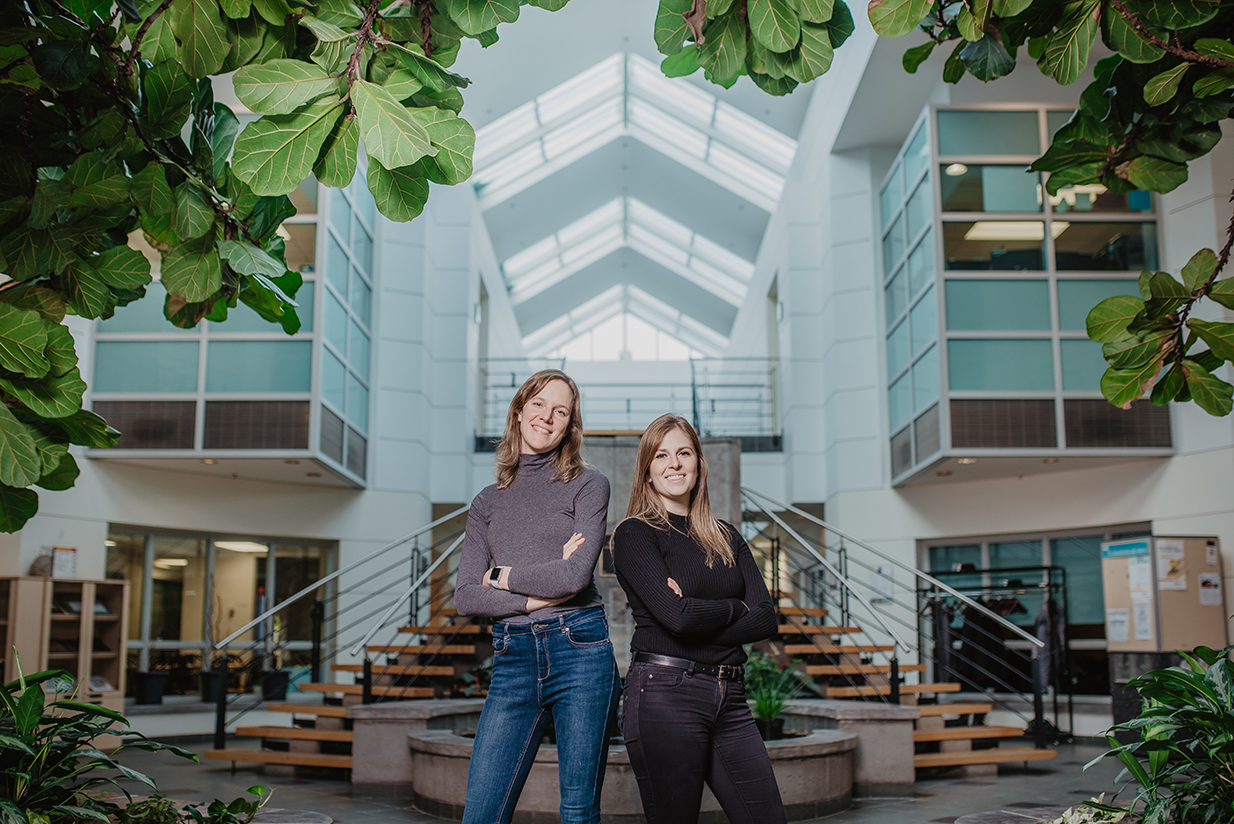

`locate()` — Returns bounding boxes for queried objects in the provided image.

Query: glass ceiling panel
[473,52,797,211]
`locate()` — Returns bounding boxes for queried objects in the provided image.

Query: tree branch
[123,0,176,76]
[1108,0,1234,70]
[683,0,707,45]
[1170,184,1234,369]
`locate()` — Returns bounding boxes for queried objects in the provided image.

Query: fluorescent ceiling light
[215,541,269,553]
[963,221,1044,241]
[945,163,968,176]
[154,558,188,568]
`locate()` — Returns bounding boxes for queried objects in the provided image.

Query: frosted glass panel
[880,162,902,229]
[989,539,1041,568]
[1061,338,1107,391]
[887,319,909,378]
[889,373,911,431]
[94,341,199,392]
[98,293,194,334]
[936,110,1040,156]
[912,345,938,412]
[906,176,930,240]
[206,341,312,392]
[1047,110,1073,138]
[883,214,905,275]
[908,229,934,296]
[325,290,347,352]
[1057,279,1138,330]
[903,122,929,183]
[948,339,1054,391]
[347,372,368,432]
[349,321,370,376]
[885,267,907,325]
[326,233,349,293]
[322,349,346,412]
[945,279,1050,330]
[350,271,372,327]
[910,287,936,355]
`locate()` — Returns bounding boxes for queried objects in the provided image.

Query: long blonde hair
[494,369,586,489]
[624,414,734,568]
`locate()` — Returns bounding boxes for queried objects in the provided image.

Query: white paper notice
[1200,573,1223,607]
[1128,556,1153,595]
[1208,543,1219,566]
[1106,608,1130,642]
[1133,600,1154,640]
[1158,540,1187,590]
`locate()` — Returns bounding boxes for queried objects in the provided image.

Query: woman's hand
[563,532,584,559]
[526,595,570,611]
[667,577,682,597]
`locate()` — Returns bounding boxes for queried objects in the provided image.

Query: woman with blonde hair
[455,369,619,824]
[613,413,784,824]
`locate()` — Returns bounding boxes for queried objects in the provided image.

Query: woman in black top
[613,414,785,824]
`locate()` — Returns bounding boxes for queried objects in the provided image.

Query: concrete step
[917,702,994,717]
[234,725,353,743]
[914,726,1025,743]
[366,644,476,655]
[203,749,352,769]
[914,747,1057,769]
[825,683,961,698]
[783,643,896,655]
[296,683,434,699]
[776,624,862,635]
[331,664,454,676]
[806,663,927,675]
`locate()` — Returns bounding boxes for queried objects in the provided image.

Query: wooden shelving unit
[0,577,129,711]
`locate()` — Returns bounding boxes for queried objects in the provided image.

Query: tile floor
[110,738,1130,824]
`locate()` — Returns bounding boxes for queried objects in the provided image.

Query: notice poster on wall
[1200,573,1223,607]
[1158,539,1187,590]
[1106,608,1130,642]
[1129,556,1153,596]
[1133,600,1154,640]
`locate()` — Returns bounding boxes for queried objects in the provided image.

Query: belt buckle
[718,664,740,680]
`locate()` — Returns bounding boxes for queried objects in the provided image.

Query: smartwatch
[487,567,503,586]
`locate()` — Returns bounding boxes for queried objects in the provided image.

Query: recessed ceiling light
[285,459,300,465]
[957,458,978,465]
[215,541,268,553]
[936,470,952,477]
[1043,457,1059,464]
[202,459,217,465]
[307,472,322,478]
[104,540,117,547]
[945,163,968,176]
[154,558,188,568]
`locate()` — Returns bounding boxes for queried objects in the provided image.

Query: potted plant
[744,651,806,740]
[1085,643,1234,824]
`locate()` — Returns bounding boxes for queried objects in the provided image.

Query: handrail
[214,504,470,649]
[743,495,913,655]
[348,532,467,657]
[741,486,1044,650]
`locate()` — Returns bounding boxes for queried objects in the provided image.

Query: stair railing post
[310,600,324,684]
[838,541,850,627]
[213,651,229,751]
[889,657,900,705]
[362,656,374,704]
[1032,651,1046,749]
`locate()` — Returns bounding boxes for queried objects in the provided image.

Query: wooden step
[914,725,1025,743]
[367,644,476,655]
[916,703,994,717]
[914,747,1057,769]
[784,644,896,655]
[296,683,434,698]
[825,683,961,698]
[397,624,485,634]
[234,726,353,743]
[203,749,352,769]
[806,663,927,675]
[264,703,347,718]
[777,624,862,635]
[331,664,454,676]
[778,606,827,617]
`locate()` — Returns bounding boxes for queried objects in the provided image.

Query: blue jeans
[462,607,621,824]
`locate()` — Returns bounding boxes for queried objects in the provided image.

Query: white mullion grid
[927,105,953,458]
[195,321,208,450]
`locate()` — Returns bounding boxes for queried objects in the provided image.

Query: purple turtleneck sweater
[454,450,610,623]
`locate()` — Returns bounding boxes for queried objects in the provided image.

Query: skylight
[472,53,798,212]
[503,197,755,306]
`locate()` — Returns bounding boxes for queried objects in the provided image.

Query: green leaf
[1101,357,1165,409]
[1087,294,1145,342]
[55,409,121,449]
[942,40,965,83]
[30,427,69,475]
[748,70,798,95]
[992,0,1031,15]
[313,113,359,187]
[173,181,216,241]
[1124,156,1187,193]
[233,59,341,115]
[36,452,80,491]
[62,258,117,319]
[67,153,129,211]
[212,103,240,180]
[1,286,66,324]
[698,12,747,88]
[867,0,932,38]
[749,0,800,53]
[956,6,981,42]
[252,0,292,25]
[0,404,41,488]
[1206,659,1234,711]
[797,0,833,23]
[821,1,854,49]
[1147,270,1189,300]
[218,239,286,280]
[161,239,222,302]
[14,685,42,735]
[1210,277,1234,311]
[31,41,88,91]
[174,0,231,77]
[1193,68,1234,98]
[298,14,347,39]
[136,8,178,62]
[0,369,86,419]
[1103,6,1163,64]
[1039,0,1099,86]
[662,47,701,77]
[440,0,520,36]
[367,160,429,222]
[1188,319,1234,362]
[1102,330,1172,369]
[1194,38,1234,62]
[383,68,424,101]
[130,162,175,218]
[231,96,344,195]
[961,35,1015,82]
[30,178,72,228]
[1043,162,1103,195]
[0,303,51,378]
[352,80,438,171]
[1143,63,1188,106]
[786,22,833,83]
[1151,363,1186,405]
[902,41,934,73]
[0,484,38,532]
[654,0,691,55]
[388,44,471,92]
[1136,0,1220,30]
[1180,248,1218,293]
[142,60,195,140]
[1183,361,1234,416]
[220,0,251,17]
[411,108,475,185]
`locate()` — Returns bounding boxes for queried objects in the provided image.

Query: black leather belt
[632,652,744,682]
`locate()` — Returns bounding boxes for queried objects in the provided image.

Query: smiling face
[648,426,699,515]
[517,379,574,455]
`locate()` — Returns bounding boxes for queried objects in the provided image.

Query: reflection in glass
[98,291,196,334]
[887,318,909,378]
[885,267,907,325]
[329,189,350,242]
[274,544,328,641]
[325,290,348,353]
[281,224,316,273]
[350,270,372,327]
[948,338,1054,391]
[1054,222,1158,271]
[1056,279,1138,330]
[213,540,269,645]
[1061,338,1107,391]
[910,287,936,355]
[205,341,313,392]
[940,165,1041,212]
[880,161,902,229]
[883,213,905,275]
[989,539,1042,569]
[912,345,938,412]
[327,234,349,294]
[347,372,369,432]
[903,122,929,184]
[151,536,206,642]
[94,341,199,393]
[906,176,931,240]
[908,229,934,296]
[1050,183,1151,213]
[349,321,370,376]
[889,372,911,431]
[943,221,1045,270]
[936,110,1040,156]
[1051,536,1105,624]
[352,217,373,273]
[928,544,982,592]
[945,279,1050,330]
[106,532,145,642]
[322,349,346,412]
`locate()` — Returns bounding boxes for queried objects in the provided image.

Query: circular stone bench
[406,728,857,823]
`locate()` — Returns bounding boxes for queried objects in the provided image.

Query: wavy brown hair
[494,369,586,489]
[624,414,734,568]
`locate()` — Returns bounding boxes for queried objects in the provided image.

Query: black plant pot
[754,717,784,741]
[260,670,289,701]
[199,671,224,703]
[133,671,169,705]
